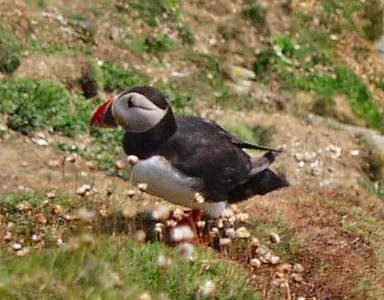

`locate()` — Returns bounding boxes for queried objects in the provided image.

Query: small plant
[101,61,147,92]
[132,0,180,26]
[80,58,103,98]
[241,1,266,28]
[178,23,196,45]
[0,79,92,136]
[144,34,175,54]
[67,14,96,44]
[0,30,21,73]
[361,0,384,41]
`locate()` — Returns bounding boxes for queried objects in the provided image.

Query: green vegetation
[80,58,103,98]
[0,30,21,73]
[223,123,275,146]
[144,34,176,54]
[101,61,147,93]
[0,191,259,299]
[248,221,303,262]
[131,0,180,26]
[253,34,384,132]
[0,79,92,136]
[242,0,266,28]
[67,14,96,44]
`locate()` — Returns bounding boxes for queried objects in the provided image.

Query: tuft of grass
[0,29,21,73]
[361,0,384,41]
[80,57,103,98]
[248,221,303,262]
[67,14,96,44]
[101,61,147,93]
[131,0,180,26]
[223,123,275,146]
[241,1,266,28]
[144,34,176,54]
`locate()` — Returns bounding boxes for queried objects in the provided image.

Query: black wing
[156,116,254,201]
[204,119,282,152]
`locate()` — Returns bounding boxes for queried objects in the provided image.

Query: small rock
[76,184,92,196]
[293,263,304,273]
[298,161,305,168]
[127,189,136,197]
[32,137,49,146]
[115,160,125,170]
[250,237,261,248]
[36,213,47,224]
[17,202,32,212]
[270,233,280,244]
[85,161,97,170]
[270,255,280,265]
[219,237,231,246]
[350,149,360,156]
[51,204,63,215]
[47,160,60,168]
[137,183,148,192]
[11,242,23,251]
[250,258,262,268]
[235,226,251,239]
[225,228,236,239]
[294,153,304,162]
[46,190,56,199]
[223,65,256,82]
[66,153,79,163]
[236,212,249,222]
[292,273,304,282]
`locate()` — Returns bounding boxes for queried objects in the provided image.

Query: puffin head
[90,86,169,132]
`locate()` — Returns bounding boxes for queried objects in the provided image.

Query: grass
[223,123,275,146]
[0,79,92,136]
[0,29,21,73]
[0,191,259,299]
[241,0,266,29]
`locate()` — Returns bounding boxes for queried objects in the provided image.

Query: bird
[90,86,288,218]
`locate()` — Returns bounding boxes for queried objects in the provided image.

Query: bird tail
[227,169,289,203]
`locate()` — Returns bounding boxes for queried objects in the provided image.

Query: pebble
[76,184,92,196]
[137,183,148,191]
[47,160,60,168]
[293,263,304,273]
[270,233,281,244]
[32,137,49,146]
[250,258,262,268]
[270,255,280,265]
[11,242,23,251]
[235,227,251,239]
[350,149,360,156]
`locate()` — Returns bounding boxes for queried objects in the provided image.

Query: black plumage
[122,98,288,203]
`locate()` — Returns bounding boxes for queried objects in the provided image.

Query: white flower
[198,280,217,297]
[177,242,195,259]
[170,225,195,242]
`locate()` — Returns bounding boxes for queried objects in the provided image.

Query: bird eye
[127,97,134,108]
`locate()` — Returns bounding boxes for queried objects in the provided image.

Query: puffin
[90,86,288,218]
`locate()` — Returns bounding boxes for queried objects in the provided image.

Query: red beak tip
[90,98,113,127]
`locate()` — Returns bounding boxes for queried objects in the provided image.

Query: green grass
[0,29,21,73]
[241,0,266,28]
[131,0,180,26]
[0,191,259,299]
[223,123,275,146]
[0,79,93,136]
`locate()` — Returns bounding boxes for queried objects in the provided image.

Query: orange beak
[90,98,116,128]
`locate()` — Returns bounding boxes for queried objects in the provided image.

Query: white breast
[126,155,226,217]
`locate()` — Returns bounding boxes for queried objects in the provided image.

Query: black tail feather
[228,169,289,203]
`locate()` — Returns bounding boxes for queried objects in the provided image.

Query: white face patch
[112,92,167,133]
